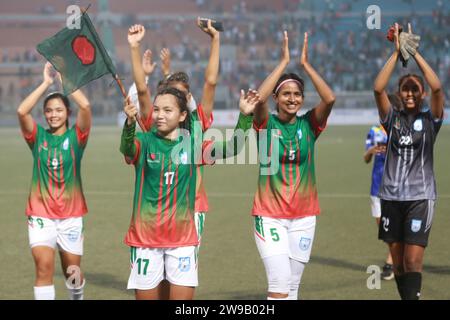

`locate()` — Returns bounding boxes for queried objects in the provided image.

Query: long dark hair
[166,71,190,92]
[154,86,191,132]
[43,92,71,128]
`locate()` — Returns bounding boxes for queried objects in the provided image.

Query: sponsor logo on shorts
[68,230,80,242]
[411,219,422,233]
[178,257,191,272]
[299,237,311,251]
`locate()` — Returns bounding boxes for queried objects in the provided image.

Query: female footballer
[17,62,91,300]
[120,84,259,300]
[373,23,444,300]
[251,31,335,300]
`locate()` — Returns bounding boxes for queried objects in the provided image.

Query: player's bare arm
[198,17,220,120]
[374,23,401,120]
[410,21,444,120]
[128,24,152,121]
[17,62,54,135]
[254,31,290,125]
[62,71,91,133]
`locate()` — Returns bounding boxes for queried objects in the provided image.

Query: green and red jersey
[121,107,209,248]
[141,104,212,213]
[252,110,325,219]
[22,121,90,219]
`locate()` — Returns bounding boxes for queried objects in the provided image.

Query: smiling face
[44,97,69,133]
[274,81,304,118]
[152,94,187,137]
[398,76,426,111]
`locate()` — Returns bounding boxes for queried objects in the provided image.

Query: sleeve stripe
[125,139,141,165]
[22,121,37,144]
[75,123,90,146]
[196,104,213,131]
[253,116,269,131]
[309,111,326,137]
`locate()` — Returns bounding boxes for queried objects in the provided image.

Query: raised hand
[239,89,260,116]
[393,23,400,53]
[300,32,309,67]
[160,48,171,77]
[281,30,290,64]
[142,49,157,76]
[128,24,145,47]
[197,17,219,38]
[43,62,55,85]
[124,97,138,124]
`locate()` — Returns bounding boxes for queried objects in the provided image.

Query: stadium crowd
[0,0,449,114]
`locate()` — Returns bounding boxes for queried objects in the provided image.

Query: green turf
[1,125,449,300]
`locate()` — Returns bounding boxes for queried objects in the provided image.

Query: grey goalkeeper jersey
[379,106,443,201]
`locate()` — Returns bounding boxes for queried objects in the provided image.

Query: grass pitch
[1,125,449,299]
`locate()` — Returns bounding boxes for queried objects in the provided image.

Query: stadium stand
[0,0,449,121]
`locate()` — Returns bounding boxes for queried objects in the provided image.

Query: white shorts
[254,215,316,263]
[27,216,84,255]
[370,196,381,218]
[127,246,198,290]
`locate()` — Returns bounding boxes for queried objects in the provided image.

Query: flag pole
[115,76,148,132]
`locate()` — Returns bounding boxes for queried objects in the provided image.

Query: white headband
[274,79,303,95]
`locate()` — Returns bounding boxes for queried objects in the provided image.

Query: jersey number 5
[289,150,296,161]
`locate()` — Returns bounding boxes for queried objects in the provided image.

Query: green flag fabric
[37,13,117,95]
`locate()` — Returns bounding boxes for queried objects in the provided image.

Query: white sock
[34,285,55,300]
[288,260,306,300]
[66,279,85,300]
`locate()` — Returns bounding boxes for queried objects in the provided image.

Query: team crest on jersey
[62,137,69,150]
[39,141,48,152]
[394,117,401,130]
[299,237,311,251]
[297,129,302,140]
[411,219,422,233]
[413,119,423,132]
[271,129,283,139]
[147,152,160,163]
[178,257,191,272]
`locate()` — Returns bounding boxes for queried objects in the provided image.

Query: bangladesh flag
[37,13,117,95]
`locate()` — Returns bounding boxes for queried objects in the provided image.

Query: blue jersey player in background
[364,125,393,280]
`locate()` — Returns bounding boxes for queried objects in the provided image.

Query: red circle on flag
[72,36,96,65]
